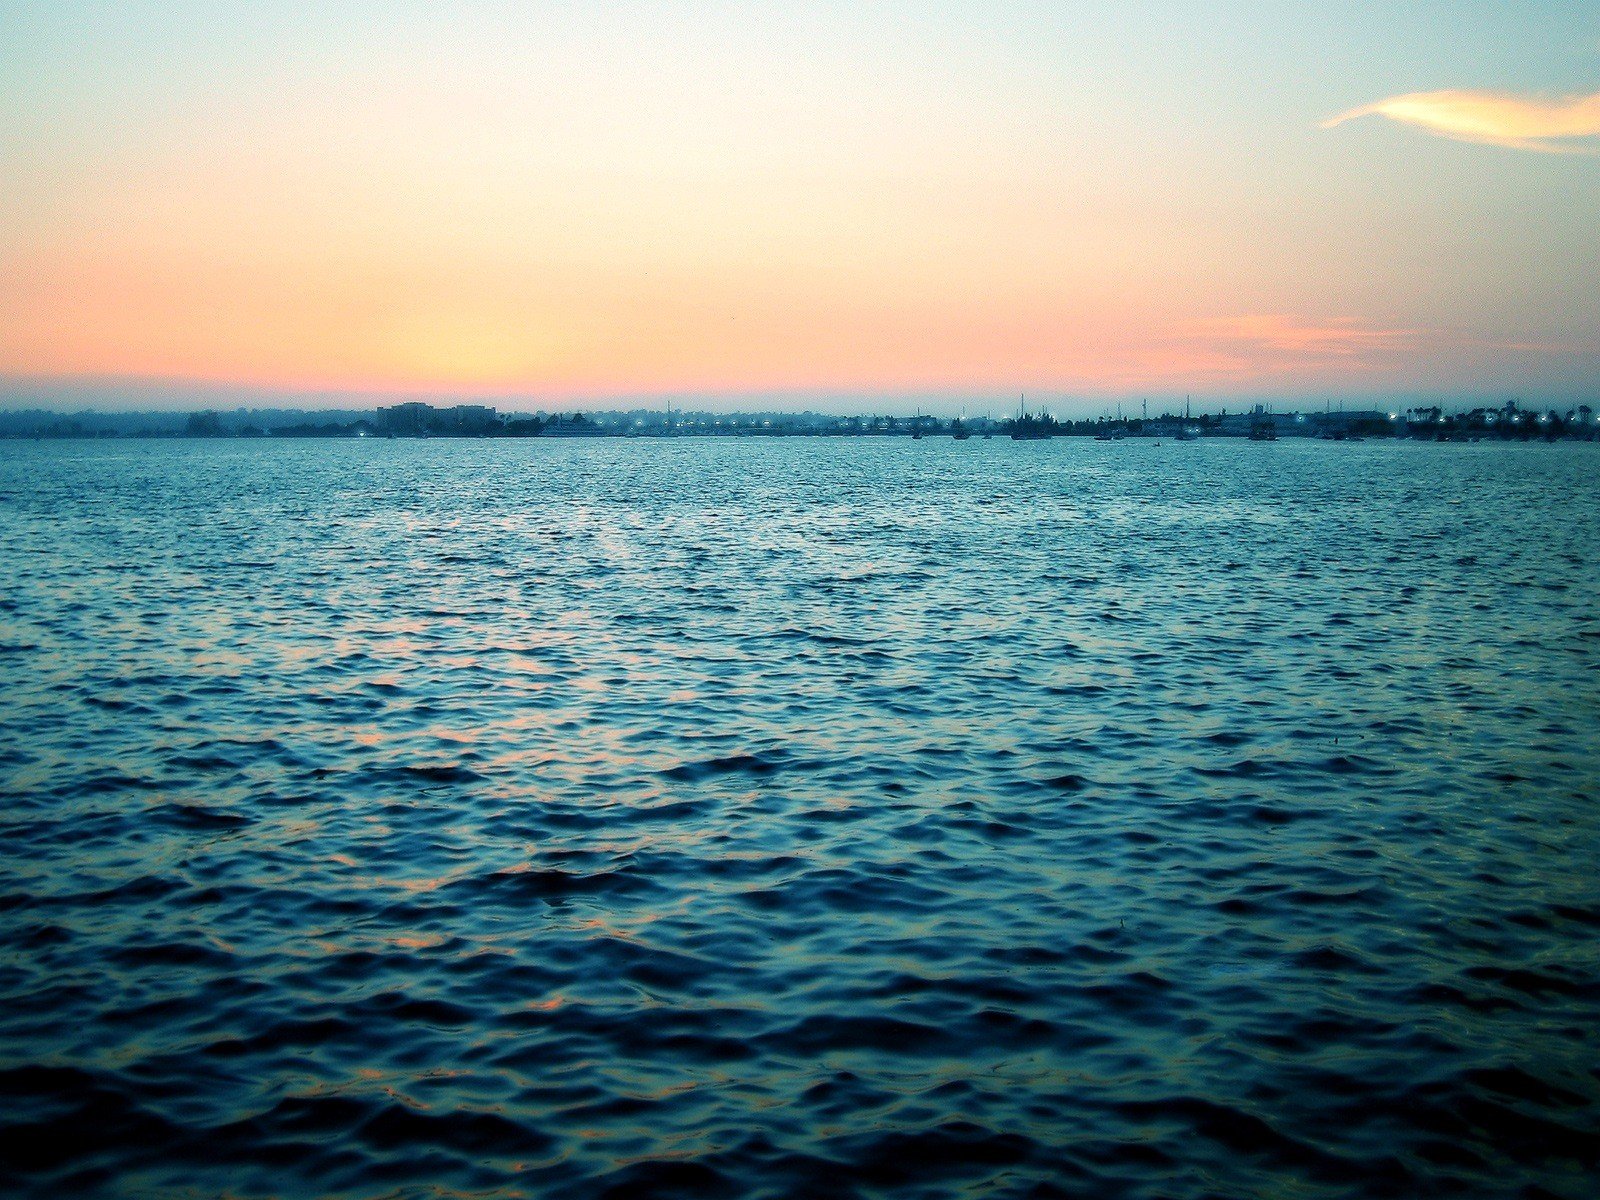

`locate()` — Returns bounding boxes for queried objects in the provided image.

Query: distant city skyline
[3,2,1598,411]
[3,378,1590,421]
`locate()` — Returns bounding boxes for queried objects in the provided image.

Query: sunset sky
[3,1,1597,413]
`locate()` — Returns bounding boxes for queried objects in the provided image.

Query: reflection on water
[1,437,1598,1198]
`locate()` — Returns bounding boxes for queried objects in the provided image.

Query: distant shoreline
[4,400,1596,443]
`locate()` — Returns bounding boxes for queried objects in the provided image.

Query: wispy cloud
[1184,315,1414,359]
[1153,315,1419,384]
[1322,88,1600,153]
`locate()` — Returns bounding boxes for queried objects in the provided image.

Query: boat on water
[1008,395,1057,440]
[1174,396,1199,441]
[1009,413,1057,440]
[951,418,971,441]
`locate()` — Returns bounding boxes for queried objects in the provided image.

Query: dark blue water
[1,437,1597,1198]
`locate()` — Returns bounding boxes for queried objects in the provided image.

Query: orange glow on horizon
[0,235,1424,399]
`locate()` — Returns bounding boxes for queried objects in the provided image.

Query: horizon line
[1,378,1591,417]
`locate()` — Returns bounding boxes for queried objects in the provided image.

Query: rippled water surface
[2,437,1598,1198]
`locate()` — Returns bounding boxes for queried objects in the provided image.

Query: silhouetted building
[442,405,500,434]
[376,402,500,436]
[379,402,433,436]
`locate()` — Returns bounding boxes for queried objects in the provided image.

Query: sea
[1,436,1597,1199]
